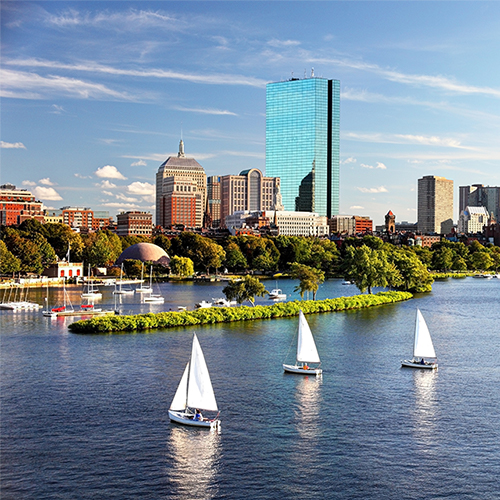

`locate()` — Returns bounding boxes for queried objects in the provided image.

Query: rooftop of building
[158,140,205,172]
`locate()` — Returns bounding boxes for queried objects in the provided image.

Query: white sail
[296,310,321,364]
[413,309,436,359]
[170,363,189,411]
[187,334,218,412]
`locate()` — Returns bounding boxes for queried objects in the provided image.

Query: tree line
[1,220,499,296]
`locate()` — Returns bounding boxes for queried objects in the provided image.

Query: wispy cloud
[341,157,357,165]
[22,180,36,186]
[5,59,268,88]
[343,131,466,149]
[94,165,127,179]
[1,141,26,149]
[1,69,133,100]
[360,162,387,170]
[350,205,365,210]
[357,186,388,193]
[51,104,65,114]
[268,39,301,48]
[312,56,500,98]
[173,106,238,116]
[74,173,91,179]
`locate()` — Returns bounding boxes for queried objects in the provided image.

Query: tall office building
[417,175,454,234]
[266,75,340,218]
[156,140,206,228]
[460,184,500,221]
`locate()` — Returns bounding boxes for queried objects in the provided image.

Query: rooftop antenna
[304,69,307,78]
[311,67,314,77]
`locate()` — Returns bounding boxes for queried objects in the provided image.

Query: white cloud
[6,59,267,88]
[101,202,140,209]
[357,186,388,193]
[343,131,467,149]
[350,205,365,210]
[32,186,63,200]
[116,193,138,203]
[102,191,114,197]
[74,173,91,179]
[94,165,127,179]
[127,182,155,196]
[131,160,147,167]
[1,141,26,149]
[22,180,36,186]
[267,39,301,48]
[1,69,134,101]
[341,157,357,165]
[97,180,118,189]
[51,104,65,114]
[172,105,238,116]
[360,162,387,170]
[39,177,54,186]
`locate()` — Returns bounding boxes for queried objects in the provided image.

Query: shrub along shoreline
[68,291,413,334]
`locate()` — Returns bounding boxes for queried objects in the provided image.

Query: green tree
[470,250,493,271]
[222,275,267,306]
[431,246,454,271]
[223,241,247,271]
[169,255,194,277]
[390,250,433,293]
[153,235,172,254]
[290,263,325,300]
[0,240,21,274]
[342,245,397,294]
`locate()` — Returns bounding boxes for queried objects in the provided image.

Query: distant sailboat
[283,310,322,375]
[135,263,152,294]
[113,264,134,295]
[168,334,221,430]
[143,266,164,303]
[401,309,438,369]
[82,265,102,299]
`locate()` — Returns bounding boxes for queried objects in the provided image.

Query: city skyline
[1,1,499,225]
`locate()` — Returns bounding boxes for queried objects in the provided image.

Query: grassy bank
[68,291,412,334]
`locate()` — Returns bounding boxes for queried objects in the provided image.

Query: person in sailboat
[193,409,203,421]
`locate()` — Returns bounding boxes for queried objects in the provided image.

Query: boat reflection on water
[165,426,221,499]
[293,374,323,441]
[409,369,438,451]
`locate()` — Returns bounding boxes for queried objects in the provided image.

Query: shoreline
[68,291,413,334]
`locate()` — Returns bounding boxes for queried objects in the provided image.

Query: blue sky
[1,1,499,225]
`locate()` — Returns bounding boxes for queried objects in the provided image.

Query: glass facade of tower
[266,77,340,217]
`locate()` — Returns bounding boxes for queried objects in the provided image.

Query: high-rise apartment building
[266,75,340,218]
[220,168,283,227]
[417,175,454,234]
[156,140,206,228]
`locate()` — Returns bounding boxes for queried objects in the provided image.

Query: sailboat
[168,334,221,430]
[401,309,438,369]
[283,310,322,375]
[143,266,164,303]
[82,265,102,299]
[113,264,134,295]
[135,263,152,294]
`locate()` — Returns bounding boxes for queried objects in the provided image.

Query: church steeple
[178,139,185,158]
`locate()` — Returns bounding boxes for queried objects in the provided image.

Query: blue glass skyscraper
[266,77,340,218]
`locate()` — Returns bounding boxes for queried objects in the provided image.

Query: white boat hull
[401,359,438,370]
[283,364,322,375]
[168,410,220,430]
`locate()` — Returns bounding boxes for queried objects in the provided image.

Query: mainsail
[296,310,321,364]
[170,363,189,411]
[186,334,218,412]
[413,309,436,359]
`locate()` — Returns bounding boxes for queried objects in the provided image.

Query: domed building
[116,242,170,266]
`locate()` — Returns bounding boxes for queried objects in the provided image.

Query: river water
[1,278,499,499]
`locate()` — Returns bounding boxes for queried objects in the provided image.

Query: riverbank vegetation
[68,291,412,334]
[2,220,499,294]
